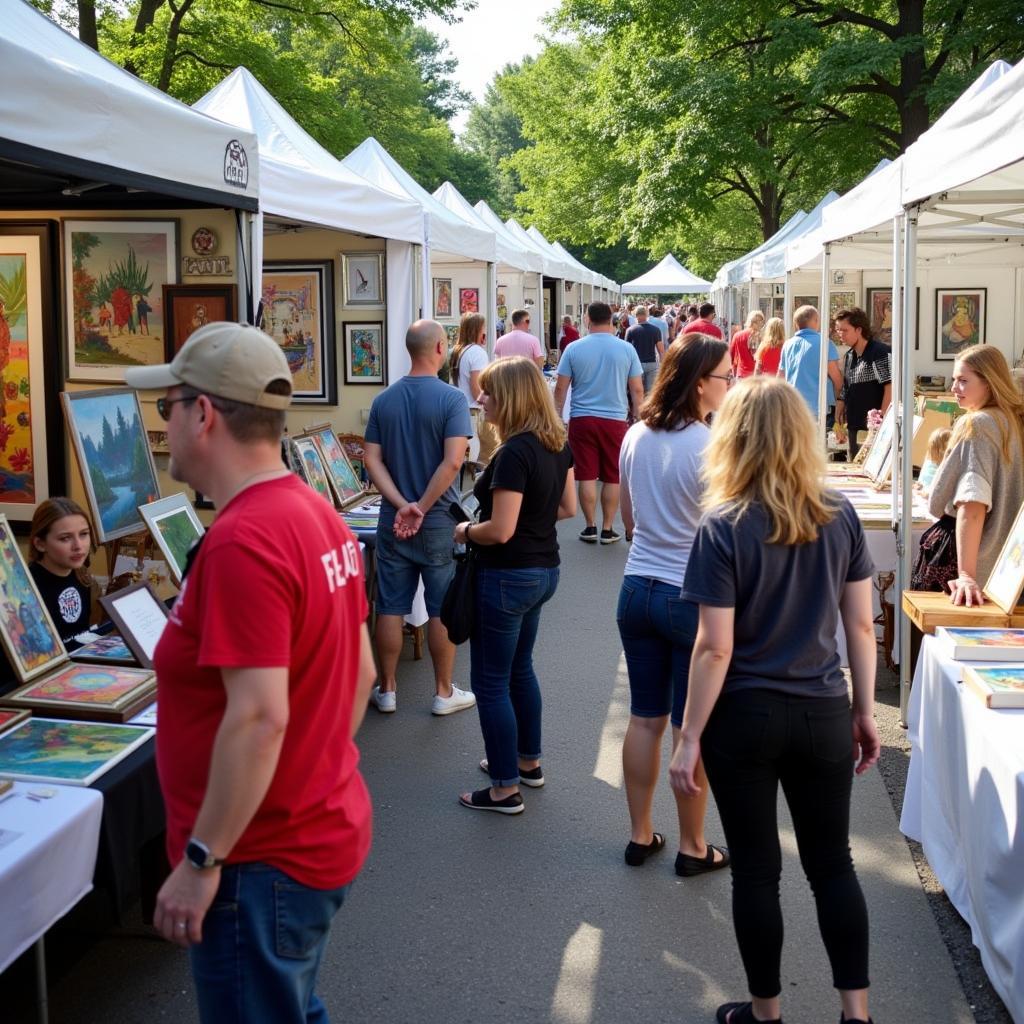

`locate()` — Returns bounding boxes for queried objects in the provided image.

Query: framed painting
[342,252,385,306]
[61,388,161,543]
[433,278,453,319]
[936,288,986,360]
[828,290,858,344]
[444,324,460,347]
[0,718,153,785]
[162,284,237,358]
[0,223,63,524]
[983,502,1024,613]
[260,260,337,405]
[0,513,67,682]
[139,492,205,586]
[862,406,896,484]
[4,663,155,723]
[344,322,386,385]
[298,424,368,508]
[291,436,334,503]
[866,287,920,347]
[62,219,178,382]
[0,708,30,737]
[69,632,138,666]
[459,288,479,314]
[99,581,169,670]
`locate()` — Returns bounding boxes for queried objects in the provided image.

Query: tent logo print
[223,140,249,189]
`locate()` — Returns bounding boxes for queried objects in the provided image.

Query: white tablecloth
[900,637,1024,1023]
[0,782,103,972]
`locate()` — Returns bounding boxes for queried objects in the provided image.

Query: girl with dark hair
[28,497,97,649]
[616,333,731,875]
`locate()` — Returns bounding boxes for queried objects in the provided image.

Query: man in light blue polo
[553,302,643,545]
[778,304,844,427]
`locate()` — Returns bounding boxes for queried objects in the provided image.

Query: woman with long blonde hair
[753,316,785,376]
[669,377,879,1024]
[452,357,576,814]
[918,344,1024,605]
[449,312,497,463]
[729,310,764,379]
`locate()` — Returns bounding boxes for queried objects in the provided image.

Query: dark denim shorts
[375,524,455,617]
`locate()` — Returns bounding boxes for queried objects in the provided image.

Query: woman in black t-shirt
[28,497,96,650]
[453,357,575,815]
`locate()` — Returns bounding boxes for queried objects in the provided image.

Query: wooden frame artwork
[296,423,369,509]
[69,633,138,667]
[0,708,30,737]
[935,288,986,360]
[99,580,169,670]
[62,218,179,383]
[3,664,155,723]
[344,322,386,385]
[162,283,237,358]
[139,492,205,587]
[983,501,1024,613]
[866,287,920,348]
[433,278,453,319]
[459,287,479,314]
[61,387,161,543]
[862,406,896,484]
[261,260,337,405]
[342,252,385,306]
[291,436,334,504]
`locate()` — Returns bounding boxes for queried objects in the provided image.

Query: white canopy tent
[622,254,711,294]
[505,218,573,342]
[193,68,424,349]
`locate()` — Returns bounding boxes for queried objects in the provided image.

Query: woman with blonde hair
[453,357,576,814]
[915,344,1024,604]
[669,377,879,1024]
[450,312,497,463]
[753,316,785,376]
[729,310,764,379]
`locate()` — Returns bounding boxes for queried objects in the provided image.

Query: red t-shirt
[681,318,723,340]
[155,475,371,890]
[756,343,782,377]
[559,325,580,353]
[729,330,756,377]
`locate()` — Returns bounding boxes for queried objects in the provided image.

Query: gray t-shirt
[365,375,472,528]
[927,409,1024,583]
[681,495,874,697]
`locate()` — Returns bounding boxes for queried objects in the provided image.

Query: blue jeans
[190,863,351,1024]
[471,566,560,786]
[616,575,698,729]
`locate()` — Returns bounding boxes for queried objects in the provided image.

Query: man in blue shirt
[554,302,643,545]
[364,319,475,717]
[778,305,844,427]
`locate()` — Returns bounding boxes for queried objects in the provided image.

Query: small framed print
[983,502,1024,613]
[433,278,453,319]
[936,288,986,360]
[459,287,479,314]
[342,252,385,306]
[99,580,169,670]
[344,322,386,385]
[828,290,858,344]
[162,283,237,358]
[139,492,205,587]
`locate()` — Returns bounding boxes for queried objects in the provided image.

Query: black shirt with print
[29,561,91,650]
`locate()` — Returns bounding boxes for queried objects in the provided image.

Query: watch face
[186,839,210,868]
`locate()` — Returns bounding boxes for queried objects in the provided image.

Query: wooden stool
[873,571,896,672]
[403,623,424,660]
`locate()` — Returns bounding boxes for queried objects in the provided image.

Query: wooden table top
[902,590,1024,634]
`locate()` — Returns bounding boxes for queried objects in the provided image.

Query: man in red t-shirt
[125,323,375,1023]
[680,301,724,340]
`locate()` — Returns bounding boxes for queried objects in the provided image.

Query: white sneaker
[370,686,396,713]
[431,686,476,716]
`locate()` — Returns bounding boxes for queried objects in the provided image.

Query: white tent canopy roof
[713,210,808,289]
[474,202,544,273]
[622,253,710,293]
[748,191,840,281]
[342,138,495,262]
[433,183,531,270]
[0,0,259,209]
[505,218,573,279]
[550,241,600,287]
[526,226,582,282]
[193,69,422,242]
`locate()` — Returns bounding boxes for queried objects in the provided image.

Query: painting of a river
[61,388,161,543]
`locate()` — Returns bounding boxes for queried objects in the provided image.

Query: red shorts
[568,416,628,483]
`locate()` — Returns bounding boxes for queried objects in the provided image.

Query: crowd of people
[39,296,1017,1024]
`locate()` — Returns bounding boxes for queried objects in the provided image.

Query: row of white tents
[0,0,618,382]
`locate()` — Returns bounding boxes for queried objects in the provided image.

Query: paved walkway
[12,519,973,1023]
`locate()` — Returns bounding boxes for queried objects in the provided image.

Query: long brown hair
[29,497,96,584]
[640,333,728,431]
[478,356,566,452]
[450,312,486,388]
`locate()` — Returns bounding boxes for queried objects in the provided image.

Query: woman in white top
[450,312,497,464]
[617,333,733,876]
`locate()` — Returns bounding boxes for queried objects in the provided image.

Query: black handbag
[910,514,958,591]
[440,544,477,645]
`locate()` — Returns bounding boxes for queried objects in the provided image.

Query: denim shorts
[616,574,698,729]
[375,524,455,618]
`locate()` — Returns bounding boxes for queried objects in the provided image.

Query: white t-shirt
[455,343,489,409]
[620,419,710,587]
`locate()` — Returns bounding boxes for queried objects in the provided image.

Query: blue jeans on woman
[471,566,560,786]
[189,862,351,1024]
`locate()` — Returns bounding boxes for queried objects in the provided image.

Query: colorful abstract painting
[459,288,479,314]
[10,664,152,706]
[308,426,364,505]
[63,219,177,382]
[344,322,385,385]
[70,633,136,665]
[0,718,153,785]
[261,261,336,404]
[293,437,333,503]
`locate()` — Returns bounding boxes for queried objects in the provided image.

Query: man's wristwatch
[185,837,225,871]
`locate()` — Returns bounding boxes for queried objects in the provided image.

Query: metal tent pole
[818,245,831,441]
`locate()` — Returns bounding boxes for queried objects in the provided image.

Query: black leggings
[701,689,869,998]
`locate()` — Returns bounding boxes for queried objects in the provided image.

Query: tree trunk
[124,0,167,75]
[156,0,195,93]
[897,0,930,150]
[77,0,98,50]
[758,182,782,240]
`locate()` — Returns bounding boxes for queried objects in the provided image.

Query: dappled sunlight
[592,653,631,788]
[777,825,920,889]
[551,922,604,1024]
[661,950,729,1007]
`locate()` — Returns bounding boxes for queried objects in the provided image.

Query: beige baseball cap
[124,322,292,409]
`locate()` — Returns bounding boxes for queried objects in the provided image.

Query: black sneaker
[578,526,598,543]
[600,529,621,545]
